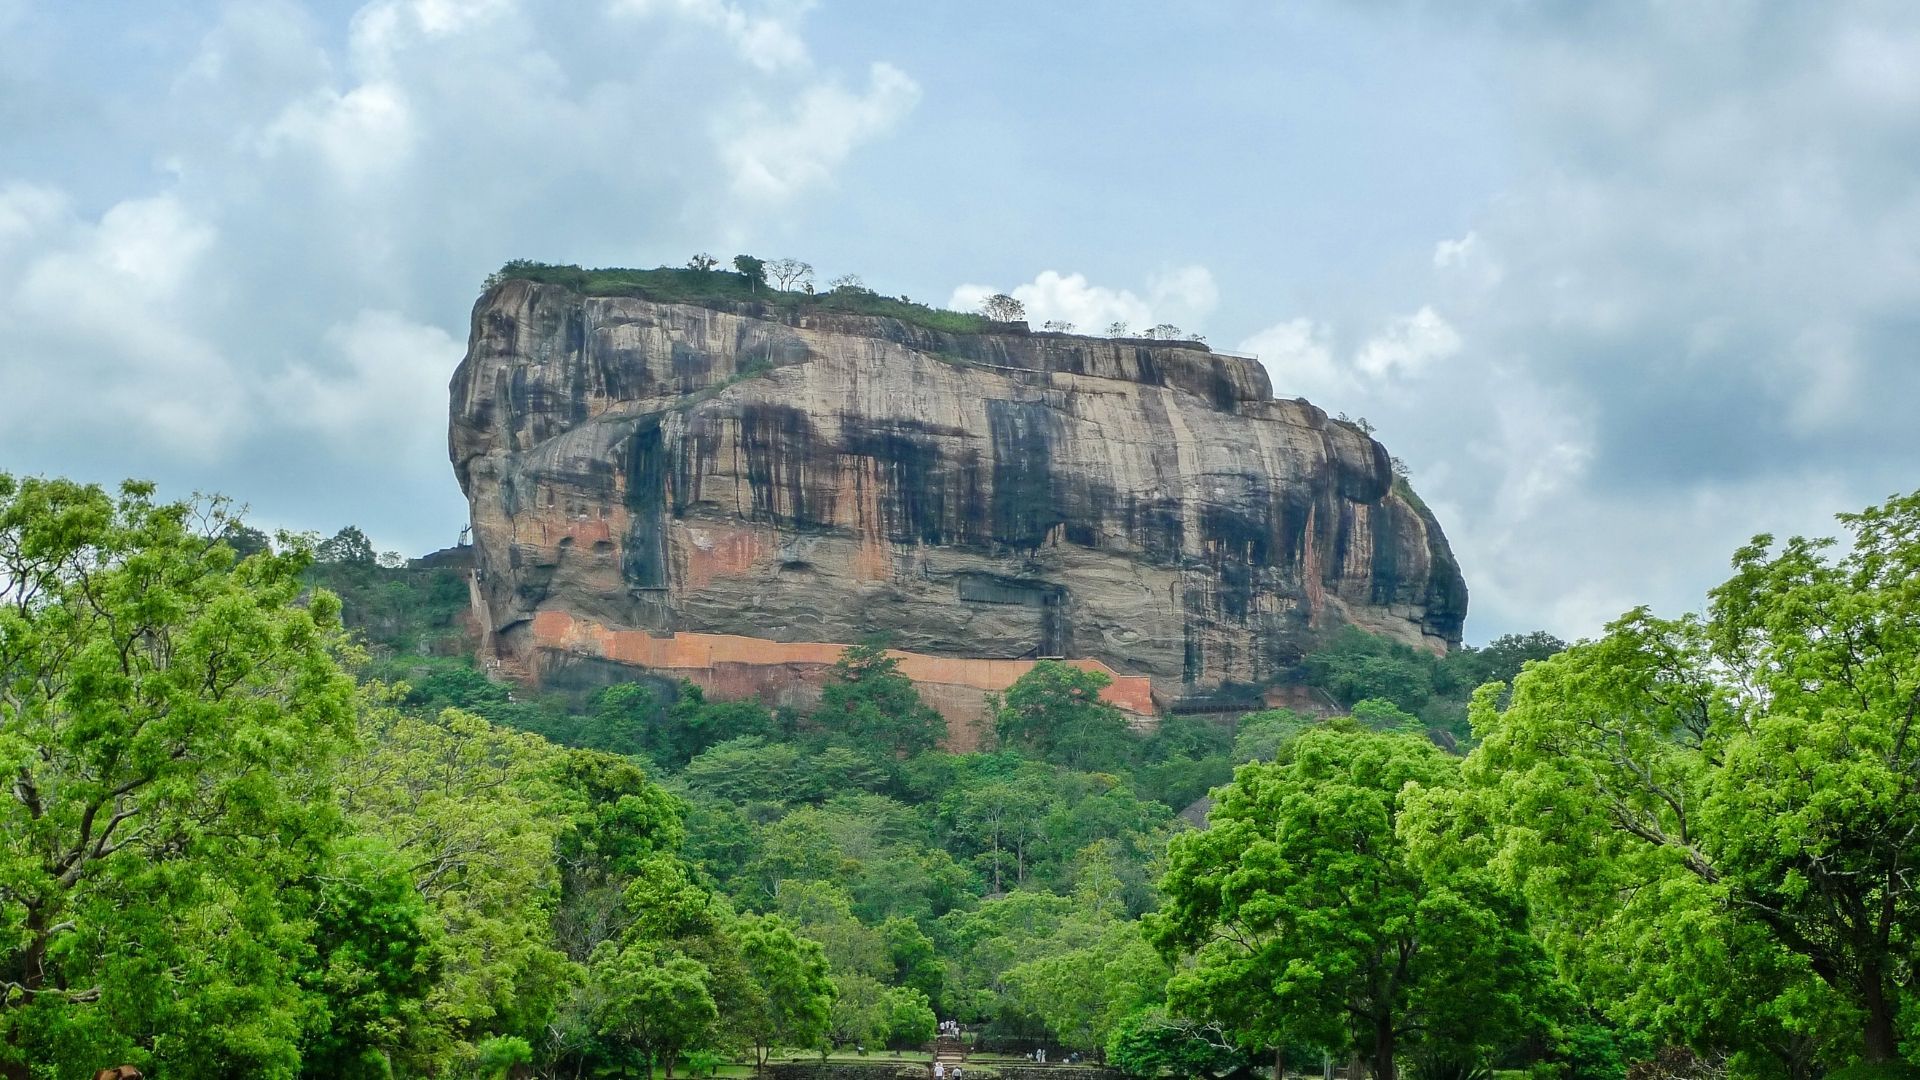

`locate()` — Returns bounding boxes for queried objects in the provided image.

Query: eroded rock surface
[451,280,1466,707]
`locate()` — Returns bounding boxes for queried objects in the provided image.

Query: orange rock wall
[527,609,1157,751]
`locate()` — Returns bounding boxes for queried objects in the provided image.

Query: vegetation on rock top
[489,259,997,336]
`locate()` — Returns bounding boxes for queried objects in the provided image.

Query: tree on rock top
[979,293,1026,322]
[732,255,766,291]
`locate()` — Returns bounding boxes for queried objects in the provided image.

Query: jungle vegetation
[3,473,1915,1080]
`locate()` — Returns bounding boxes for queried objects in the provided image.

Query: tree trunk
[1862,973,1899,1063]
[1273,1046,1285,1080]
[1372,1013,1397,1080]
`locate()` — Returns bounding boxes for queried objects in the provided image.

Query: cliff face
[450,280,1466,707]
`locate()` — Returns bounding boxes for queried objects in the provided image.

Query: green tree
[733,255,767,291]
[815,641,947,756]
[1231,708,1313,763]
[1006,920,1168,1050]
[828,972,892,1050]
[1105,1009,1251,1080]
[994,661,1134,771]
[979,294,1026,322]
[216,521,273,558]
[298,838,442,1079]
[1349,696,1422,734]
[1464,493,1920,1070]
[473,1034,534,1080]
[338,707,576,1057]
[317,525,377,565]
[773,880,888,978]
[947,774,1055,892]
[1301,627,1435,711]
[883,917,944,1002]
[552,750,686,963]
[733,913,836,1069]
[0,476,358,1076]
[1150,728,1549,1080]
[1472,630,1568,686]
[653,681,775,766]
[579,682,659,756]
[686,737,821,805]
[590,946,717,1078]
[885,986,937,1046]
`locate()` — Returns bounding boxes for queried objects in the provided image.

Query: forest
[1,473,1915,1080]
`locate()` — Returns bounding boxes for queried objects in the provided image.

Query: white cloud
[945,265,1216,335]
[349,0,515,73]
[262,81,415,188]
[1237,317,1349,401]
[0,0,917,552]
[0,193,246,458]
[1147,265,1219,323]
[611,0,813,72]
[0,182,68,253]
[1236,305,1459,407]
[274,310,463,461]
[720,62,920,205]
[1353,306,1461,380]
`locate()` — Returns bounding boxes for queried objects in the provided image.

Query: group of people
[930,1020,1076,1076]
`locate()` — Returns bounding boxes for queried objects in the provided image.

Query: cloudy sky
[4,0,1917,644]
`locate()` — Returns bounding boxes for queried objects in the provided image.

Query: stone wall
[516,614,1156,750]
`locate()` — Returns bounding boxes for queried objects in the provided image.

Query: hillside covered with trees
[2,472,1916,1080]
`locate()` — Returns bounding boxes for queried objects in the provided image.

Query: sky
[4,0,1918,644]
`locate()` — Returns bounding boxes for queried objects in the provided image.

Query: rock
[450,279,1467,713]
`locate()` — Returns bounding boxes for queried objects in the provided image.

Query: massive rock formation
[450,279,1466,716]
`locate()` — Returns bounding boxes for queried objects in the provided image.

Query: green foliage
[685,736,825,804]
[1105,1008,1251,1080]
[886,986,937,1045]
[299,838,442,1078]
[1005,920,1168,1051]
[994,660,1136,771]
[306,557,471,657]
[1350,696,1423,733]
[1288,626,1568,747]
[815,641,947,756]
[1825,1065,1920,1080]
[1465,492,1920,1069]
[317,525,377,565]
[492,259,994,334]
[0,475,359,1077]
[1301,627,1439,711]
[1230,707,1313,762]
[51,467,1920,1077]
[589,946,718,1077]
[734,912,836,1066]
[339,707,577,1055]
[473,1034,533,1079]
[1151,728,1552,1080]
[732,254,766,288]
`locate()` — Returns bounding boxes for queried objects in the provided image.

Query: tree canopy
[1465,491,1920,1072]
[1151,727,1551,1080]
[19,466,1912,1080]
